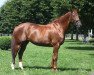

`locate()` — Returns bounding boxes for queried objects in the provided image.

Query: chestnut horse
[11,9,82,70]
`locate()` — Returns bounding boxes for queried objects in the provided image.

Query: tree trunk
[71,31,73,40]
[76,32,79,40]
[76,28,79,40]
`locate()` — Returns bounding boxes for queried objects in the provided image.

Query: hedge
[0,36,11,50]
[89,38,94,43]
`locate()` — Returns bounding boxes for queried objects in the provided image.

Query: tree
[80,0,94,33]
[0,0,53,33]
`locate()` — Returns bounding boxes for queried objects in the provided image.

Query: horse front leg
[51,43,60,70]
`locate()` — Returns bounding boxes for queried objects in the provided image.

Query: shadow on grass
[66,46,94,50]
[68,42,84,45]
[23,66,51,70]
[65,40,78,42]
[58,67,91,71]
[89,54,94,57]
[23,66,91,71]
[0,49,11,51]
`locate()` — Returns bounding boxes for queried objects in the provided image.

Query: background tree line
[0,0,94,39]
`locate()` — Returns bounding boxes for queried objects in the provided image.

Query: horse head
[71,9,82,28]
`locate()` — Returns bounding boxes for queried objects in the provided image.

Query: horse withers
[11,9,82,70]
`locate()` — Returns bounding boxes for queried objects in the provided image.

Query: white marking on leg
[11,63,15,70]
[19,62,23,70]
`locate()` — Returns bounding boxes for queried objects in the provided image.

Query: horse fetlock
[19,62,23,70]
[11,63,15,70]
[51,66,57,71]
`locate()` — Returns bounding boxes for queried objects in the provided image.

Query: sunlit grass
[0,40,94,75]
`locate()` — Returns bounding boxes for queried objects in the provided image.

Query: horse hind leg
[18,41,29,70]
[11,39,21,70]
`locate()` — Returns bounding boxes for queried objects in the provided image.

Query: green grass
[0,40,94,75]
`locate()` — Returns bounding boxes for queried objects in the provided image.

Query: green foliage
[50,0,70,18]
[80,0,94,34]
[0,0,53,33]
[0,36,11,50]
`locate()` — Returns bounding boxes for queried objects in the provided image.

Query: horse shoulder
[48,23,65,44]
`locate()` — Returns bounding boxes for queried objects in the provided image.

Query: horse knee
[51,55,57,62]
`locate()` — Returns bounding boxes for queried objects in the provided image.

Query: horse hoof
[20,66,23,70]
[51,67,57,71]
[11,63,15,70]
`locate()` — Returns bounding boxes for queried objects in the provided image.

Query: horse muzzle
[75,20,82,28]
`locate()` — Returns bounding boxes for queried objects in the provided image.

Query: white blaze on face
[72,11,79,21]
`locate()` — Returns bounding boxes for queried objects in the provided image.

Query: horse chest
[50,31,64,44]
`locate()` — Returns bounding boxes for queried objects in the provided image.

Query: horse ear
[71,9,78,13]
[70,6,77,12]
[70,9,74,13]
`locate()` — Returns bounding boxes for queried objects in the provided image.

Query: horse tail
[11,36,15,64]
[11,35,21,67]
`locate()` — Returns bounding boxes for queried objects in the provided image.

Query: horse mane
[51,12,71,24]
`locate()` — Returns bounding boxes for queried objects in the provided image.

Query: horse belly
[39,36,50,44]
[35,36,50,44]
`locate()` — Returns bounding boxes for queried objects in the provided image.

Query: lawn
[0,40,94,75]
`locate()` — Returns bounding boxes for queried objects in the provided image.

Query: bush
[0,36,11,50]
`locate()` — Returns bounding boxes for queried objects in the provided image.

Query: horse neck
[59,12,71,32]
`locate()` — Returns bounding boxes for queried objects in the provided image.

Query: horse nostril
[79,22,82,27]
